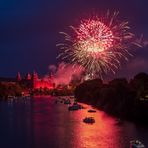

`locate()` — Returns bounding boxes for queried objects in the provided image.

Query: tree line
[74,72,148,123]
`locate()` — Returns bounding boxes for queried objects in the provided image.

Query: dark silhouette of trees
[74,73,148,123]
[0,82,23,100]
[75,79,103,104]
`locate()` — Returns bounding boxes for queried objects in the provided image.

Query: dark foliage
[74,73,148,123]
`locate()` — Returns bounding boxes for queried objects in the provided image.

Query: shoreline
[77,99,148,125]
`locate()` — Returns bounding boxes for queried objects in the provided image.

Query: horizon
[0,70,147,83]
[0,0,148,79]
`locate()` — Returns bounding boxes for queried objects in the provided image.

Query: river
[0,96,148,148]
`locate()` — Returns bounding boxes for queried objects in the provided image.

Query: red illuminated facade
[17,72,54,90]
[32,72,54,89]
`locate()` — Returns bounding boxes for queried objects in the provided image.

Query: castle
[16,72,54,90]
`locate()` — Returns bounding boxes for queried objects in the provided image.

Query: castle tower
[32,71,39,89]
[49,72,54,88]
[16,72,21,81]
[26,73,31,80]
[32,71,38,80]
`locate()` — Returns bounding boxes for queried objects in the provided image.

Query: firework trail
[57,11,142,79]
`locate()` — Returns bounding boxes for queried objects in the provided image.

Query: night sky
[0,0,148,79]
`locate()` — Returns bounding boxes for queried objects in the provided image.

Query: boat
[88,109,96,113]
[68,103,83,111]
[64,99,71,104]
[83,117,95,124]
[130,140,145,148]
[8,96,16,99]
[8,96,17,101]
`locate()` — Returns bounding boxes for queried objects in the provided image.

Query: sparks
[57,11,141,79]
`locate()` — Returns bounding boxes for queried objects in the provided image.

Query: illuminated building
[0,71,55,91]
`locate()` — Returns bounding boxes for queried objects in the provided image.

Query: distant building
[32,72,54,90]
[0,72,54,90]
[16,72,21,81]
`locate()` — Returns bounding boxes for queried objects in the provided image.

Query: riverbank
[78,99,148,125]
[74,73,148,124]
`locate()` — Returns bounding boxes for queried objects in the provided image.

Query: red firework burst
[77,19,114,55]
[57,11,141,78]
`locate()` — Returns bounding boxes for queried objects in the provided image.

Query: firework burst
[57,11,141,79]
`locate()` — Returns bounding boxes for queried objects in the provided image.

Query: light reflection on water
[0,96,148,148]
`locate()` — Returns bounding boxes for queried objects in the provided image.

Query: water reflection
[0,96,148,148]
[67,104,124,148]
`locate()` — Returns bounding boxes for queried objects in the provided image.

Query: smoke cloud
[49,62,84,86]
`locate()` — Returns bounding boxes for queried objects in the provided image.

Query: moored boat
[130,140,145,148]
[88,109,96,113]
[83,117,95,124]
[68,102,83,111]
[64,99,71,104]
